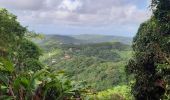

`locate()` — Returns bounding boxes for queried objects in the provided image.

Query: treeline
[61,42,130,61]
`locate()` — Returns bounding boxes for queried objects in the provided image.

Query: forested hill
[0,8,133,100]
[1,0,170,99]
[38,35,132,91]
[40,35,85,44]
[39,34,132,45]
[71,34,132,45]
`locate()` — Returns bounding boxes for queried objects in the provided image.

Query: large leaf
[0,73,9,86]
[0,58,14,73]
[0,95,13,100]
[13,75,30,90]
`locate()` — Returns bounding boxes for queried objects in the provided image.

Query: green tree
[0,8,87,100]
[126,0,170,99]
[0,8,26,57]
[0,8,43,99]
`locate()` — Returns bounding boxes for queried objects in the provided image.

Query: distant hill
[71,34,132,45]
[39,34,132,45]
[42,35,85,44]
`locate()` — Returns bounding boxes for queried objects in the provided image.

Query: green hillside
[39,34,132,45]
[38,35,132,91]
[41,35,86,45]
[1,0,170,99]
[71,34,132,45]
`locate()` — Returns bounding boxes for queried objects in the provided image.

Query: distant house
[51,59,56,63]
[64,54,71,59]
[59,42,63,45]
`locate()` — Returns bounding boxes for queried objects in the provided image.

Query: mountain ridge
[40,34,132,45]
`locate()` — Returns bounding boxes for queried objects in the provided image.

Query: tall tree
[126,0,170,99]
[0,8,43,99]
[0,8,87,100]
[0,8,25,57]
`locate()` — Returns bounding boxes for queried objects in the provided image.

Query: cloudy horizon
[0,0,151,37]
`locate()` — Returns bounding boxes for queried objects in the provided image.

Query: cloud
[0,0,45,10]
[0,0,151,27]
[58,0,82,12]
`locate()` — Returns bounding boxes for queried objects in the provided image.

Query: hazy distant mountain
[71,34,132,45]
[39,34,132,45]
[44,35,85,44]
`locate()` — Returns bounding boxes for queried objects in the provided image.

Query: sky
[0,0,152,37]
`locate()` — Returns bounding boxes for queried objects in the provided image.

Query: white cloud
[58,0,82,12]
[0,0,44,10]
[0,0,151,27]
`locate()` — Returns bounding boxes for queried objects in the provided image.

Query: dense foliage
[4,1,169,99]
[0,8,132,99]
[39,36,132,92]
[0,8,88,100]
[88,85,133,100]
[126,0,170,99]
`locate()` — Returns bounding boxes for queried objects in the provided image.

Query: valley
[38,34,133,91]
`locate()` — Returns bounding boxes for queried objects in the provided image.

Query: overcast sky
[0,0,151,37]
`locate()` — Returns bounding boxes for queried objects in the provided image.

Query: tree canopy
[0,8,87,100]
[126,0,170,99]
